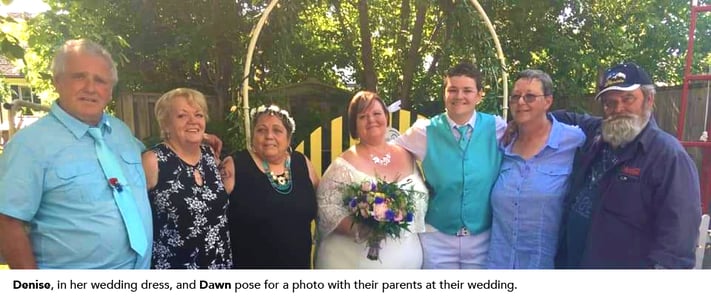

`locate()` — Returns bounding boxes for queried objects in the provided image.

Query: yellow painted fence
[295,109,425,175]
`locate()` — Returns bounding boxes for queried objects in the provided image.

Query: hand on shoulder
[202,134,223,158]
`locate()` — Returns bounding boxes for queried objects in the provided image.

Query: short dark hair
[347,90,389,139]
[515,69,554,96]
[445,62,483,91]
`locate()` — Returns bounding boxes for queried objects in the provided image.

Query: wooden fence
[578,84,711,142]
[578,84,711,173]
[294,84,711,175]
[112,85,711,166]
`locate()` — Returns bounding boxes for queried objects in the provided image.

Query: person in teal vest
[395,62,505,268]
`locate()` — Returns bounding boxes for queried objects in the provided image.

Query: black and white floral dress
[148,143,232,269]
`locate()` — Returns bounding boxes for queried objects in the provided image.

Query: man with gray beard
[553,63,701,268]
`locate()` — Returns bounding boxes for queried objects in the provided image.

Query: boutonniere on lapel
[108,177,124,192]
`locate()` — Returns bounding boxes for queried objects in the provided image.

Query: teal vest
[422,112,502,235]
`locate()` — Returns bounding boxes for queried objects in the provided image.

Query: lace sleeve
[316,158,355,238]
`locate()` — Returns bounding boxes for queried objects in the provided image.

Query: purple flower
[374,196,384,204]
[370,182,376,191]
[385,210,395,221]
[349,197,358,208]
[405,212,414,222]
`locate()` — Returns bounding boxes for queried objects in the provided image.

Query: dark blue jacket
[553,111,701,268]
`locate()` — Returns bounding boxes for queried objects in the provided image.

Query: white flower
[250,104,296,134]
[250,105,267,118]
[249,105,296,134]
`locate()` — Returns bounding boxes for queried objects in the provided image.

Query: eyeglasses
[509,94,547,103]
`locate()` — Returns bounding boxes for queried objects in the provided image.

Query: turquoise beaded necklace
[262,157,292,194]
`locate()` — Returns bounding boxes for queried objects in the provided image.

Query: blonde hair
[154,88,209,139]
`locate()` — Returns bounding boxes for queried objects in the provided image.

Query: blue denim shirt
[0,102,152,269]
[488,115,585,269]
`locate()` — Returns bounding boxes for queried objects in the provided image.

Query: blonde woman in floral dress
[315,91,428,269]
[142,88,232,269]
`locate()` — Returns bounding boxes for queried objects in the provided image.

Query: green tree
[18,0,709,121]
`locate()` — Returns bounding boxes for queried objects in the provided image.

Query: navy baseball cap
[595,63,653,100]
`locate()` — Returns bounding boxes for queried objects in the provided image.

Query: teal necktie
[87,127,148,256]
[456,125,471,151]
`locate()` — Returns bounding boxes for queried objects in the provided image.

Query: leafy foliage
[0,17,24,61]
[0,0,705,132]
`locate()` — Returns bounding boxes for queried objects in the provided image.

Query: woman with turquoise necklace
[226,104,319,268]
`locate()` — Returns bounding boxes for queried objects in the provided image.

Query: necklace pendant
[370,152,391,166]
[262,157,293,194]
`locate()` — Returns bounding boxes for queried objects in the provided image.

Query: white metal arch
[241,0,509,147]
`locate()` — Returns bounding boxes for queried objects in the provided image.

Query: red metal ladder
[678,1,711,213]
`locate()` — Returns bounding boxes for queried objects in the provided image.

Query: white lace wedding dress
[315,157,428,269]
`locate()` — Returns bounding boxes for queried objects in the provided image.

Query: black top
[229,150,317,269]
[149,143,232,269]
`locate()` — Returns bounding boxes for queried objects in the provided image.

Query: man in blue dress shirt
[0,39,153,269]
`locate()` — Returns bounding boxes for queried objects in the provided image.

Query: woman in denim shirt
[487,70,585,269]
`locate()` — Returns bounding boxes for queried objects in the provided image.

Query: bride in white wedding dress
[315,91,428,269]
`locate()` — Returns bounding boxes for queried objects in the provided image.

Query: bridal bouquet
[342,178,417,260]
